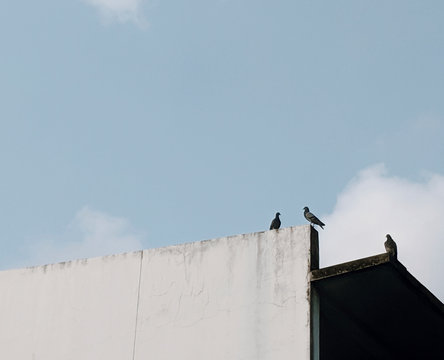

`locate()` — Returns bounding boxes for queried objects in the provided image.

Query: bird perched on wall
[384,234,397,258]
[303,207,325,229]
[269,212,281,230]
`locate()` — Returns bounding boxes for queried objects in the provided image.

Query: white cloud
[26,207,145,266]
[321,164,444,300]
[83,0,148,27]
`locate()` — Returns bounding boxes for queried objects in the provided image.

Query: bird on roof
[303,207,325,229]
[269,212,281,230]
[384,234,397,258]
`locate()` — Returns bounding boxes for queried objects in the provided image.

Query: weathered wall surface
[0,225,313,360]
[0,252,142,359]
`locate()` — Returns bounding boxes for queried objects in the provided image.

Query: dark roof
[311,253,444,359]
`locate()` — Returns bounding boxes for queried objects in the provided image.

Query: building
[0,225,442,359]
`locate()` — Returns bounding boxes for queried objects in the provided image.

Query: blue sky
[1,1,443,298]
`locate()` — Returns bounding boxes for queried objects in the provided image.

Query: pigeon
[303,207,325,229]
[269,212,281,230]
[384,234,397,258]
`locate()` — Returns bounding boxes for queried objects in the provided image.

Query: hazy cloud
[26,207,145,266]
[83,0,148,27]
[321,164,444,300]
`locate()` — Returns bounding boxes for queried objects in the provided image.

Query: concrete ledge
[311,254,443,313]
[311,253,391,281]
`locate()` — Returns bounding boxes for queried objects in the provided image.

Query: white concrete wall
[0,225,313,360]
[0,252,142,359]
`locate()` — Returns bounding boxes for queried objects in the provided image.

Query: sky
[1,1,443,300]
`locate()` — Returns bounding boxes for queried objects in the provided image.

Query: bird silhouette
[269,212,281,230]
[385,234,397,258]
[303,207,325,229]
